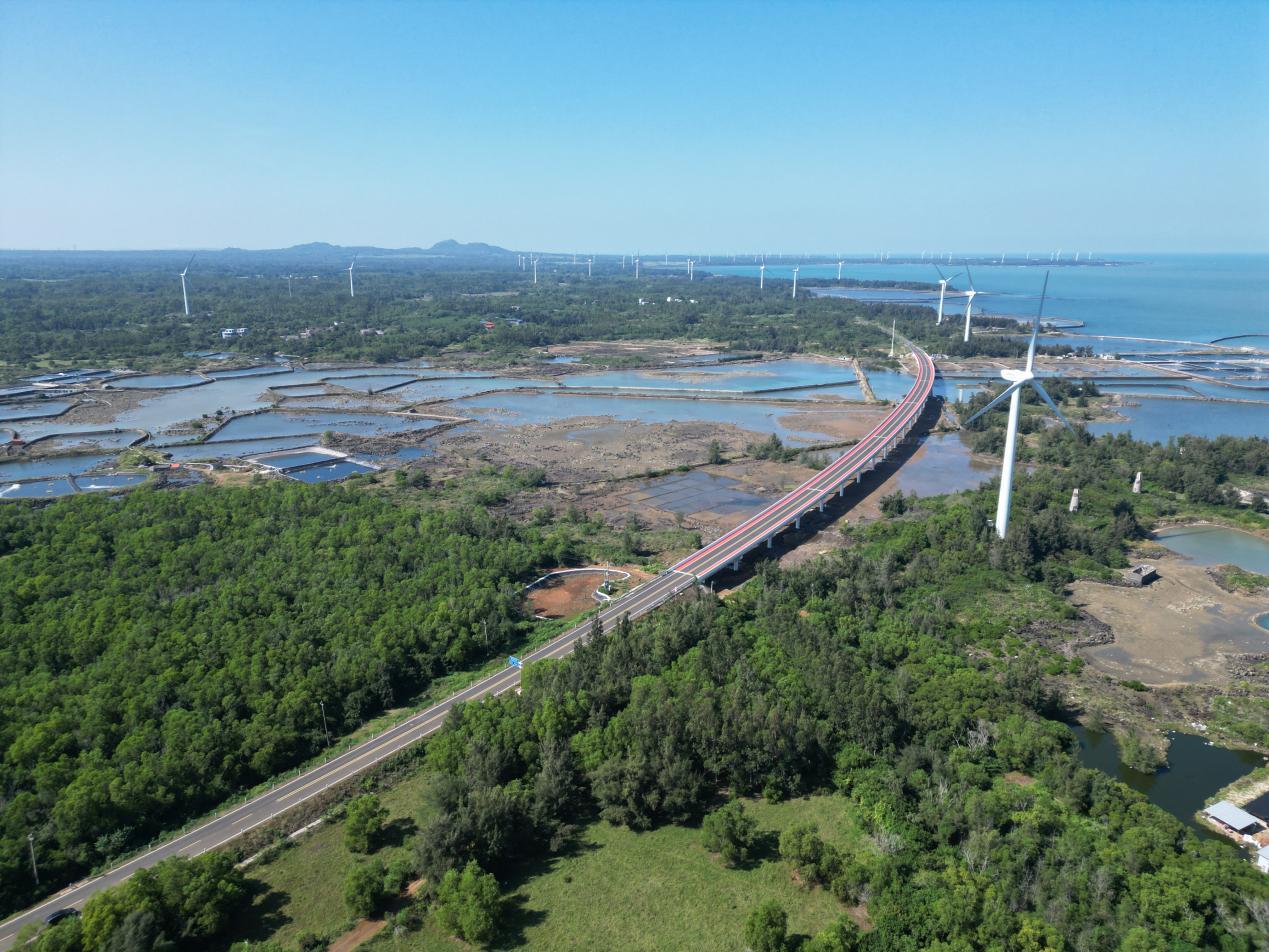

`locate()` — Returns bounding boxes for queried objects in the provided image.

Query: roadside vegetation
[0,472,695,918]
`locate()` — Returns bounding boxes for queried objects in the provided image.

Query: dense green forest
[0,481,625,916]
[0,255,1064,369]
[21,434,1268,951]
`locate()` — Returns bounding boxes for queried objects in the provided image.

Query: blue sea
[710,255,1268,343]
[710,255,1268,443]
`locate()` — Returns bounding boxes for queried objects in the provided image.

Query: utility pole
[318,700,331,757]
[28,832,38,884]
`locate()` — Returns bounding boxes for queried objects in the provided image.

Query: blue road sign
[507,656,522,668]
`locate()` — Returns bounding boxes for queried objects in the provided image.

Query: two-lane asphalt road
[0,347,933,948]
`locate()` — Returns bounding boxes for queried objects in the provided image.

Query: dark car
[43,908,79,926]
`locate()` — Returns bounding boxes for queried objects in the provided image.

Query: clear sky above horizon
[2,0,1267,253]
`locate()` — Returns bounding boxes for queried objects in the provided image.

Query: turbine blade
[1029,381,1073,431]
[1025,271,1049,373]
[962,382,1023,425]
[934,264,946,280]
[965,265,974,291]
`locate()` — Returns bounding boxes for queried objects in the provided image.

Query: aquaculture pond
[207,366,294,379]
[112,373,208,389]
[252,449,342,470]
[1088,398,1268,442]
[1154,525,1269,575]
[286,460,376,483]
[559,359,860,395]
[331,373,425,393]
[206,410,443,442]
[155,435,321,461]
[0,453,115,480]
[1071,726,1265,841]
[863,368,917,402]
[0,401,73,422]
[0,472,147,500]
[29,430,142,451]
[389,375,552,404]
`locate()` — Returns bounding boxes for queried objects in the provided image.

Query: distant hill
[424,239,512,257]
[0,240,517,274]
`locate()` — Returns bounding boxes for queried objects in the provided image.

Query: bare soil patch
[543,339,730,364]
[439,417,767,485]
[775,406,887,442]
[527,566,652,619]
[1072,554,1269,685]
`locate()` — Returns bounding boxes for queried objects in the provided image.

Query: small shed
[1258,845,1269,874]
[1126,564,1158,587]
[1203,801,1264,838]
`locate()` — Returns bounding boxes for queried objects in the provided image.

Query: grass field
[223,768,440,949]
[358,793,866,952]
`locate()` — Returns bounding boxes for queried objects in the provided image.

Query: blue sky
[2,0,1266,252]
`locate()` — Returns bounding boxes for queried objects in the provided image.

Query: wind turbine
[837,260,844,281]
[533,256,538,284]
[687,259,694,281]
[963,273,1073,538]
[588,257,593,277]
[759,262,765,289]
[635,256,640,279]
[791,266,799,299]
[286,274,294,299]
[179,254,195,316]
[346,257,357,298]
[962,266,978,343]
[934,266,962,326]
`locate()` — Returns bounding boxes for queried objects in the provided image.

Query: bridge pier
[766,537,773,549]
[855,473,861,484]
[837,485,844,497]
[731,558,740,572]
[818,501,825,513]
[794,517,801,530]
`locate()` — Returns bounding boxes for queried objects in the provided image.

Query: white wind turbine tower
[963,273,1074,538]
[635,256,640,279]
[687,259,694,281]
[532,256,539,284]
[346,257,357,298]
[179,254,195,316]
[588,257,593,277]
[286,274,294,299]
[759,262,765,289]
[962,266,979,343]
[791,265,799,299]
[934,265,962,326]
[837,260,844,281]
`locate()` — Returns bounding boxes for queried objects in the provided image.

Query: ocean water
[710,255,1268,343]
